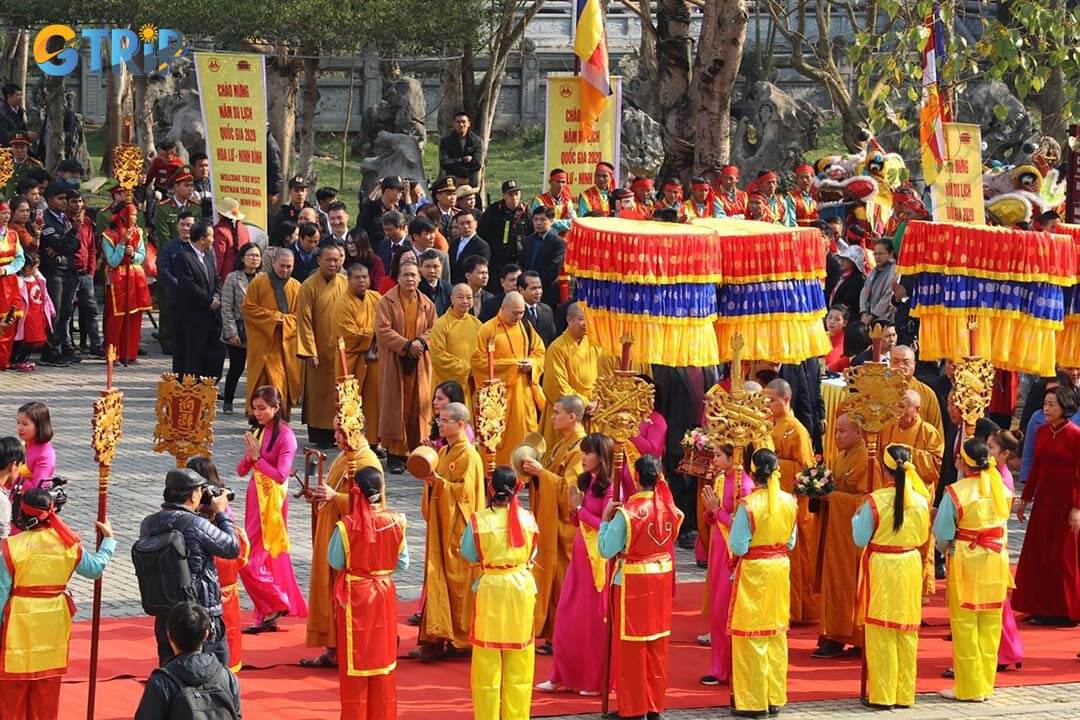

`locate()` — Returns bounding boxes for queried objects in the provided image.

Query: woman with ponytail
[461,466,540,719]
[851,443,931,709]
[727,448,798,718]
[933,437,1014,702]
[327,466,407,719]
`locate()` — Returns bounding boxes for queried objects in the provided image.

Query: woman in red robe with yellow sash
[101,202,152,363]
[328,466,408,720]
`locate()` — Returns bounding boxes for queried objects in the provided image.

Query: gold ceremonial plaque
[335,374,366,452]
[92,389,124,468]
[154,373,218,466]
[954,357,994,434]
[476,381,508,455]
[112,144,145,190]
[0,147,13,191]
[705,333,772,467]
[841,363,908,435]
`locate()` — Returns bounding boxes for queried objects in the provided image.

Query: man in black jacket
[520,206,566,310]
[0,83,30,145]
[172,221,225,379]
[478,180,532,292]
[140,469,240,666]
[356,176,407,254]
[448,210,490,285]
[438,111,483,186]
[134,602,242,719]
[39,183,80,366]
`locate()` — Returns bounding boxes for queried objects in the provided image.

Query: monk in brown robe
[334,263,382,446]
[890,345,944,437]
[297,242,347,446]
[470,292,546,465]
[414,401,485,659]
[301,424,381,666]
[765,377,819,623]
[520,394,587,651]
[242,248,301,419]
[880,388,944,595]
[813,412,869,658]
[375,259,436,473]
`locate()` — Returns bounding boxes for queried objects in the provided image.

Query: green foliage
[850,0,1080,138]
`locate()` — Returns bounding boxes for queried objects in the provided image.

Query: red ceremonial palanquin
[613,483,683,719]
[215,527,250,673]
[335,507,406,720]
[0,227,23,369]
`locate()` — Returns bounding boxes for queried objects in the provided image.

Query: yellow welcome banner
[194,52,269,231]
[544,74,622,197]
[930,122,985,226]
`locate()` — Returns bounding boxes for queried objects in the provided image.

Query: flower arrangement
[677,427,715,479]
[794,461,834,498]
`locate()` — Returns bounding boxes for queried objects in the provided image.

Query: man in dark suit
[517,270,556,346]
[155,210,198,360]
[520,206,566,310]
[478,180,532,292]
[652,364,721,548]
[462,255,492,317]
[172,220,225,380]
[0,83,30,145]
[479,263,522,321]
[418,249,452,315]
[376,209,412,271]
[448,210,490,285]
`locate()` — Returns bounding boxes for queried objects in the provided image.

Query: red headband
[630,177,654,191]
[549,170,568,181]
[758,171,779,182]
[349,486,376,543]
[720,165,740,178]
[19,500,80,547]
[795,164,814,176]
[0,201,9,212]
[690,180,711,190]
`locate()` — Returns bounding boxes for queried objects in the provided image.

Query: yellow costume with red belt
[215,528,251,673]
[335,501,406,719]
[467,502,539,720]
[610,483,684,718]
[939,460,1013,701]
[728,481,798,714]
[854,477,930,708]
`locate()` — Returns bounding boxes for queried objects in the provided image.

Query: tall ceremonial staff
[110,144,144,366]
[87,348,123,719]
[475,336,508,478]
[952,317,994,440]
[591,332,654,717]
[334,336,367,497]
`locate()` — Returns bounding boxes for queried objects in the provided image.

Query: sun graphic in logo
[138,24,159,45]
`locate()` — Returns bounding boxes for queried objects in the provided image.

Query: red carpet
[61,582,1080,718]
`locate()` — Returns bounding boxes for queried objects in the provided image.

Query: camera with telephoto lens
[200,485,235,509]
[12,476,69,531]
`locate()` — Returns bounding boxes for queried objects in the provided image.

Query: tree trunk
[1,30,28,93]
[102,57,128,175]
[1037,65,1067,144]
[461,42,478,121]
[656,0,694,179]
[689,0,748,178]
[266,53,302,200]
[43,75,65,172]
[132,74,156,158]
[438,52,465,136]
[297,56,321,183]
[636,1,659,116]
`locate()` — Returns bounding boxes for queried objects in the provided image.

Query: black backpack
[132,513,197,616]
[158,664,239,720]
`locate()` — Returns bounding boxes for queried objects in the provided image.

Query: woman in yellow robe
[852,443,931,709]
[934,438,1013,702]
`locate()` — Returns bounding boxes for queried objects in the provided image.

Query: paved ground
[3,324,1067,719]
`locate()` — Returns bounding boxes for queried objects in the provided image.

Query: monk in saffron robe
[414,401,486,659]
[880,389,943,596]
[334,262,382,445]
[243,249,301,419]
[430,283,482,409]
[376,260,436,471]
[303,427,382,667]
[520,394,587,647]
[471,291,545,465]
[813,413,868,658]
[297,243,347,445]
[890,345,944,437]
[765,378,819,623]
[539,302,601,446]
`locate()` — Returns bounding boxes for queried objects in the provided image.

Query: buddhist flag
[920,2,949,186]
[574,0,610,138]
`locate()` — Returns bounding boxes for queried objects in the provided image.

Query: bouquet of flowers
[677,427,715,479]
[794,461,834,498]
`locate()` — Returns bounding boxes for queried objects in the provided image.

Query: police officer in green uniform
[151,165,202,354]
[2,131,42,199]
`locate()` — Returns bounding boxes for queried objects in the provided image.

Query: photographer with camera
[136,468,240,667]
[0,488,116,720]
